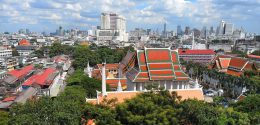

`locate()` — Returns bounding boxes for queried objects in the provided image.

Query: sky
[0,0,260,34]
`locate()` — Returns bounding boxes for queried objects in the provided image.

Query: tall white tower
[101,62,107,96]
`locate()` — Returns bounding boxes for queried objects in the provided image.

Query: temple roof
[211,55,257,77]
[123,48,189,82]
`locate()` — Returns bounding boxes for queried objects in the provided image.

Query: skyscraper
[224,23,234,35]
[184,26,190,35]
[163,23,167,37]
[217,20,225,36]
[177,25,182,36]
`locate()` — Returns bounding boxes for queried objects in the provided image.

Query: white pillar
[164,81,167,90]
[102,62,107,96]
[140,83,143,91]
[170,82,173,90]
[134,83,136,91]
[177,82,180,89]
[182,82,184,89]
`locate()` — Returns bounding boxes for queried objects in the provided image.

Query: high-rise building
[224,23,234,35]
[209,26,214,35]
[201,26,207,39]
[97,13,128,42]
[163,23,167,37]
[217,20,225,36]
[177,25,182,36]
[100,13,126,31]
[184,26,190,35]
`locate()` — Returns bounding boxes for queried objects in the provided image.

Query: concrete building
[0,46,12,59]
[178,49,216,64]
[97,13,128,42]
[224,23,234,35]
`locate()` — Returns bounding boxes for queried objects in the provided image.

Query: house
[178,49,216,64]
[87,47,204,105]
[2,65,34,92]
[22,68,60,96]
[16,45,36,56]
[210,55,258,76]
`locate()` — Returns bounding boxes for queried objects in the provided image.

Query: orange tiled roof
[219,58,231,69]
[229,57,247,69]
[226,70,242,77]
[126,48,189,82]
[18,39,30,46]
[106,79,127,88]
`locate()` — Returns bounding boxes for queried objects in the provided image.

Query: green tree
[0,111,9,125]
[9,86,85,125]
[233,94,260,124]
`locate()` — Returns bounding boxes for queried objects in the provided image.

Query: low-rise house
[22,68,60,96]
[2,65,34,92]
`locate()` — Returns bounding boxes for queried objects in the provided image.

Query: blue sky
[0,0,260,34]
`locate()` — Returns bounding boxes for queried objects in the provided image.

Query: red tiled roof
[229,58,247,69]
[248,54,260,59]
[178,49,215,55]
[219,58,231,69]
[146,49,171,62]
[18,39,30,46]
[8,65,34,79]
[148,63,172,69]
[22,68,56,87]
[97,63,119,70]
[125,48,189,82]
[2,96,16,102]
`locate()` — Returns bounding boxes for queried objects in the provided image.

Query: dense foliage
[40,43,134,69]
[232,94,260,124]
[7,87,260,125]
[66,69,110,98]
[9,86,85,125]
[82,90,252,125]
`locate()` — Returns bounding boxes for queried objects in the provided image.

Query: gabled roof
[7,65,34,79]
[124,48,189,82]
[212,55,256,77]
[22,68,57,87]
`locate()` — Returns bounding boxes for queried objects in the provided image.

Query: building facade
[178,49,216,64]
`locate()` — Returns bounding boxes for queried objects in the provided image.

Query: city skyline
[0,0,260,34]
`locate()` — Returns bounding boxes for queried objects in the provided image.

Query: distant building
[224,23,234,35]
[0,46,12,59]
[178,49,216,64]
[97,13,128,42]
[16,46,36,56]
[184,26,191,35]
[177,25,182,36]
